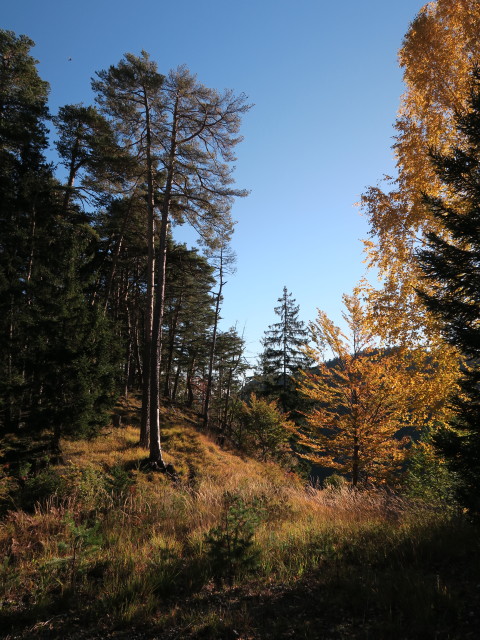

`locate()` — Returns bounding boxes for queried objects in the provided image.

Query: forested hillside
[2,1,480,638]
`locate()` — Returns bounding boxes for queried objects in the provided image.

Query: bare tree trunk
[185,353,197,408]
[62,139,78,214]
[203,250,224,429]
[352,430,359,488]
[140,92,156,448]
[148,209,169,466]
[171,335,186,403]
[163,295,183,398]
[148,95,178,467]
[124,305,133,399]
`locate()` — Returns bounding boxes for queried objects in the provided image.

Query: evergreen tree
[0,29,52,435]
[417,69,480,511]
[31,220,121,450]
[53,103,126,213]
[0,30,120,454]
[94,58,250,468]
[162,241,215,406]
[213,328,248,435]
[92,52,166,449]
[258,287,309,409]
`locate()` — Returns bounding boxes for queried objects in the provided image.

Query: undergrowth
[0,405,478,639]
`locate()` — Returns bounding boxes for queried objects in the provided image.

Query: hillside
[1,401,479,640]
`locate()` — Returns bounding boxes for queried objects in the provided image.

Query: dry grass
[0,402,478,639]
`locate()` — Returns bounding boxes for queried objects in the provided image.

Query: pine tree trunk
[148,96,178,467]
[185,353,197,408]
[140,94,156,449]
[171,338,185,403]
[62,138,78,214]
[203,253,224,429]
[164,295,183,398]
[148,207,169,467]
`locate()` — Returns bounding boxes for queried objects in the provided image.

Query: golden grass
[0,402,473,638]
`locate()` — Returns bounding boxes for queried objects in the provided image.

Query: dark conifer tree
[417,68,480,512]
[211,328,247,435]
[258,287,309,410]
[53,103,126,213]
[0,30,120,454]
[162,241,215,404]
[0,30,50,433]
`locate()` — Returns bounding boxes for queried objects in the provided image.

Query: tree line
[0,30,249,469]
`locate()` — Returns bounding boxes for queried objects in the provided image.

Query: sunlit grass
[0,402,477,638]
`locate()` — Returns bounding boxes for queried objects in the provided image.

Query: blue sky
[4,0,426,367]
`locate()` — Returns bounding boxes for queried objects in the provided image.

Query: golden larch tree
[360,0,480,345]
[298,294,458,486]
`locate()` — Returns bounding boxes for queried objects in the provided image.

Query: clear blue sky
[4,0,425,367]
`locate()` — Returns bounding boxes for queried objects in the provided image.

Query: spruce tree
[258,287,309,409]
[0,30,120,454]
[0,29,52,435]
[417,68,480,512]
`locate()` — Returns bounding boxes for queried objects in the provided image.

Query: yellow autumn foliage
[360,0,480,345]
[298,294,459,486]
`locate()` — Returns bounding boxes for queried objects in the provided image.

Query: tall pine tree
[417,68,480,512]
[94,58,250,468]
[0,30,120,455]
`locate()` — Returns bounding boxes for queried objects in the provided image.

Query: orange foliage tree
[360,0,480,345]
[297,295,458,486]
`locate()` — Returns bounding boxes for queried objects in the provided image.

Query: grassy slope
[1,400,479,640]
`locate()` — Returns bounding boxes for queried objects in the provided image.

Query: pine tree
[94,58,250,468]
[417,69,480,511]
[53,103,126,213]
[92,52,165,450]
[0,30,120,453]
[258,287,309,409]
[146,66,249,467]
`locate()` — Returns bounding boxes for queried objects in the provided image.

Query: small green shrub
[106,464,135,501]
[19,467,65,511]
[204,492,261,585]
[232,394,293,460]
[405,437,459,509]
[75,465,109,511]
[324,473,347,491]
[0,466,18,514]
